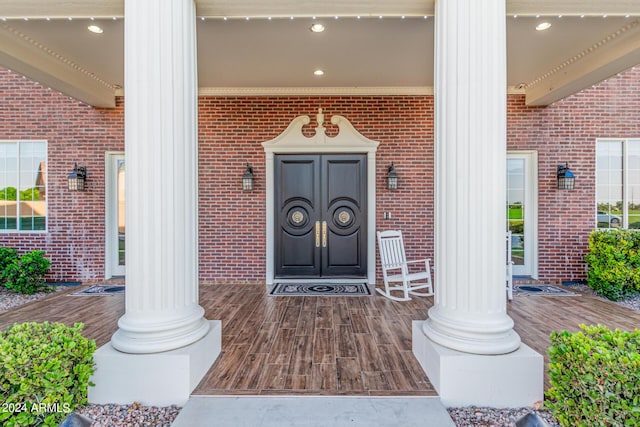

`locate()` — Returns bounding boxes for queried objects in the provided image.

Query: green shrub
[2,250,51,295]
[546,325,640,427]
[0,247,18,285]
[0,322,96,426]
[585,229,640,300]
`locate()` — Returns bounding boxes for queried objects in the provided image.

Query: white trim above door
[105,152,125,278]
[507,151,538,278]
[262,109,380,285]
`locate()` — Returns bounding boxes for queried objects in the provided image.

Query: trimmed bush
[546,325,640,427]
[0,322,96,426]
[0,247,18,285]
[585,229,640,300]
[2,250,51,295]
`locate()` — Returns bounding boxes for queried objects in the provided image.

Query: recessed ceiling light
[88,25,103,34]
[310,23,325,33]
[314,69,324,76]
[535,22,551,31]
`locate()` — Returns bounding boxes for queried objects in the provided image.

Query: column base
[89,320,221,406]
[412,321,543,408]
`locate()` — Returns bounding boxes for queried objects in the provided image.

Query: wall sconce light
[386,163,399,190]
[557,162,575,190]
[67,163,87,191]
[242,163,255,191]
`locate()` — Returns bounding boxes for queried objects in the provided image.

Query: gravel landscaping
[75,403,181,427]
[0,285,67,314]
[568,283,640,311]
[3,284,638,426]
[447,406,559,426]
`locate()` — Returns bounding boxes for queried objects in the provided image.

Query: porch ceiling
[1,0,639,108]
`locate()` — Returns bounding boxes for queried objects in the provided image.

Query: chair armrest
[405,259,430,265]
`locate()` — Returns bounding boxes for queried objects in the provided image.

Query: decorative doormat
[513,284,578,296]
[70,284,125,296]
[270,283,371,297]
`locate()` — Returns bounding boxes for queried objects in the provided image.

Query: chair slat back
[377,230,407,269]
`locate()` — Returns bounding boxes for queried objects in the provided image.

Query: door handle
[315,221,320,247]
[322,221,327,247]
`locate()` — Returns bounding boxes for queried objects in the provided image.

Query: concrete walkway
[172,396,455,427]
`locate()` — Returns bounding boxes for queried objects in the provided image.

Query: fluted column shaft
[111,0,209,353]
[422,0,521,354]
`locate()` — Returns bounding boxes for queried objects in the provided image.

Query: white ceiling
[1,0,639,107]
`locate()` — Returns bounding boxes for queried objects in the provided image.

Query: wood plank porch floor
[1,284,640,395]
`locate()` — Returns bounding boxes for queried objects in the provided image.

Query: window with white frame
[596,139,640,229]
[0,141,47,231]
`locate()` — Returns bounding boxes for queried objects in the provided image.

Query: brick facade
[507,68,640,281]
[0,69,124,281]
[1,66,639,284]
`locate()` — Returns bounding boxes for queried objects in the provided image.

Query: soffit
[1,0,639,106]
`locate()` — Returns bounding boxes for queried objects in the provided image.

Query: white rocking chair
[506,231,514,300]
[376,230,434,301]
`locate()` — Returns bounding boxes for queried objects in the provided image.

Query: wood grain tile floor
[1,283,639,394]
[195,286,435,396]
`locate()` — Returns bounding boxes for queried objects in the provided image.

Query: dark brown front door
[275,154,367,278]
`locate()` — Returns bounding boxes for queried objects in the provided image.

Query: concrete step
[172,395,455,427]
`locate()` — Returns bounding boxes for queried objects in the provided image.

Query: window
[0,141,47,231]
[596,139,640,229]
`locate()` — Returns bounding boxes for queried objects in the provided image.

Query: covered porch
[2,0,640,412]
[2,283,639,395]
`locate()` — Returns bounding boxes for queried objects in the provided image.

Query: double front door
[275,154,367,278]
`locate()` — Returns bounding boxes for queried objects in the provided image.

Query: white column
[422,0,520,355]
[111,0,209,354]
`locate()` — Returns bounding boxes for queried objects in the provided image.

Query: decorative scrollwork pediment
[262,108,380,153]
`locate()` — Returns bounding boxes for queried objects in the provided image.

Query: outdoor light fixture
[242,163,255,191]
[386,163,399,190]
[557,162,575,190]
[67,163,87,191]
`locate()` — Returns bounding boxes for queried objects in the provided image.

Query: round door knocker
[338,210,351,224]
[291,210,305,224]
[333,207,355,228]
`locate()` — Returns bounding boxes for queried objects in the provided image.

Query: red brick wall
[0,68,124,281]
[507,67,640,281]
[197,97,434,283]
[2,66,639,284]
